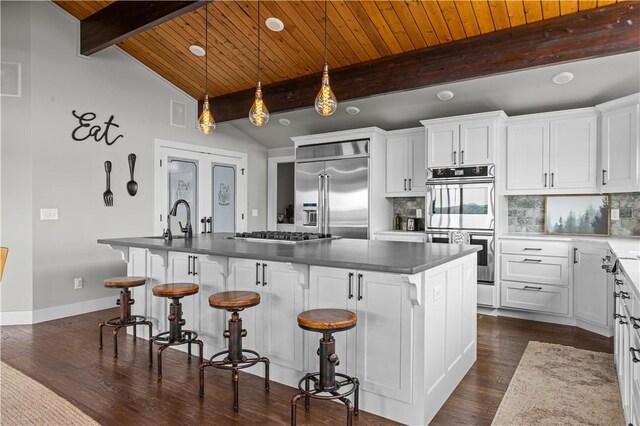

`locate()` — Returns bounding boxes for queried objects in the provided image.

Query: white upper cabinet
[422,111,505,169]
[505,109,598,194]
[384,128,425,196]
[506,121,549,191]
[549,115,597,190]
[597,94,640,193]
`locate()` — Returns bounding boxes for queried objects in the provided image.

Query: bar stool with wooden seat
[150,283,203,380]
[291,309,359,426]
[98,276,153,361]
[199,291,270,411]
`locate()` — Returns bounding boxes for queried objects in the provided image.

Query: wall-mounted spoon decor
[103,161,113,207]
[127,153,138,196]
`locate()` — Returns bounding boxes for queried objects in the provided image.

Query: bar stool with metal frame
[291,308,359,425]
[150,283,204,380]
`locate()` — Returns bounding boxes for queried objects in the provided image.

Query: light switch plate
[611,209,620,220]
[40,208,58,220]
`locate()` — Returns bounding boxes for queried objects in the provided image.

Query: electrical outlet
[416,208,423,219]
[611,209,620,220]
[74,277,83,289]
[40,208,58,220]
[433,285,442,301]
[252,209,258,217]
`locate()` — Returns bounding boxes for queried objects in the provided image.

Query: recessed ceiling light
[265,17,285,32]
[436,90,454,101]
[345,106,360,115]
[552,71,574,85]
[189,44,206,57]
[278,118,291,126]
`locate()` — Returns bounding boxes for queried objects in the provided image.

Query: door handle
[551,172,555,188]
[453,151,457,165]
[262,263,267,286]
[256,262,261,286]
[461,150,464,165]
[523,258,542,263]
[408,179,412,191]
[187,255,192,275]
[192,256,198,276]
[602,169,607,185]
[544,172,547,188]
[357,273,363,301]
[348,272,354,299]
[404,179,407,191]
[573,247,578,264]
[523,285,543,291]
[324,174,330,235]
[318,174,324,232]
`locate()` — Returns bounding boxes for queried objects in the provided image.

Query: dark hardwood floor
[0,309,613,425]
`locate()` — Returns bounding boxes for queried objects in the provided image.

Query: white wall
[1,2,268,316]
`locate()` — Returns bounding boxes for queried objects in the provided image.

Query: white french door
[154,139,247,236]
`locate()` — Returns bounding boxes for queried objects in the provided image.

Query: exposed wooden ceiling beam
[80,1,210,56]
[205,2,639,123]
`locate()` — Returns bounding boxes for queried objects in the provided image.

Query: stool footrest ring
[203,349,264,371]
[151,330,199,345]
[296,372,358,400]
[103,315,151,328]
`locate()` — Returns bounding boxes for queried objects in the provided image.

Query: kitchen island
[98,234,480,425]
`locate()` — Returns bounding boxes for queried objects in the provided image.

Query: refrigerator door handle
[318,174,324,234]
[324,174,330,234]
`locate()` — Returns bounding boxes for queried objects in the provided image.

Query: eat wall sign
[71,110,124,145]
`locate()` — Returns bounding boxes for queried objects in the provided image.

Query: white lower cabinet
[573,244,611,329]
[308,266,414,403]
[228,258,304,371]
[500,281,569,315]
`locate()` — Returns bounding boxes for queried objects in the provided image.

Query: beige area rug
[492,341,624,426]
[0,361,99,425]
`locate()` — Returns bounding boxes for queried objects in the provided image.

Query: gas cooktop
[227,231,341,244]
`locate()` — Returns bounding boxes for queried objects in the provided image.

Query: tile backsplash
[507,192,640,237]
[392,197,426,229]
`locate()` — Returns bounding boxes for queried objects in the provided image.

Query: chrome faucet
[164,199,193,241]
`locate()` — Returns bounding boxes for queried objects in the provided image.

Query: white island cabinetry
[101,235,479,426]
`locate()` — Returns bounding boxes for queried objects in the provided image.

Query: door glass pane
[168,158,198,235]
[212,163,236,233]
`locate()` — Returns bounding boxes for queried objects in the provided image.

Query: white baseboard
[477,305,614,337]
[1,296,115,325]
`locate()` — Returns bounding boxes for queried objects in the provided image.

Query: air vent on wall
[170,100,186,128]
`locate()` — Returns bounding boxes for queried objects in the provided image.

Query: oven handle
[466,231,495,237]
[426,179,495,186]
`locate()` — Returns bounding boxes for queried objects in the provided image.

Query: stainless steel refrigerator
[295,140,369,239]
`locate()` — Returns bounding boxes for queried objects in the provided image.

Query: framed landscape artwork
[544,194,610,236]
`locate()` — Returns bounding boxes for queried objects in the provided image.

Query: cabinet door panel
[506,122,549,190]
[409,132,426,192]
[167,253,197,335]
[228,258,262,351]
[385,136,407,194]
[549,116,597,190]
[460,120,494,166]
[261,262,304,370]
[602,104,639,191]
[196,256,227,351]
[427,124,458,168]
[573,245,609,327]
[357,271,413,403]
[308,266,356,376]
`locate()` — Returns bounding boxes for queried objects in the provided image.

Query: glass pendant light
[198,5,215,134]
[249,0,269,126]
[315,0,337,116]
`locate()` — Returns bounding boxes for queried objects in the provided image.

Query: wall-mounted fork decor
[103,161,113,207]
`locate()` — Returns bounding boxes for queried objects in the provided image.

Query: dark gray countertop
[98,234,480,275]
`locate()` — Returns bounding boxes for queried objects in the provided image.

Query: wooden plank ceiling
[55,0,625,102]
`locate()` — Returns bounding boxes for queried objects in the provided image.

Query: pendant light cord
[257,0,261,83]
[205,5,208,94]
[324,0,327,66]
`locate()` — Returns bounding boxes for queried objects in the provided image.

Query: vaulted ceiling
[54,1,636,122]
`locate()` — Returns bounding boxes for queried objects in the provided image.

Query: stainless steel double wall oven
[425,165,495,286]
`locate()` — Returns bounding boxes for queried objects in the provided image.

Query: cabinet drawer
[501,254,569,286]
[500,281,569,315]
[478,283,495,306]
[500,239,569,257]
